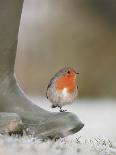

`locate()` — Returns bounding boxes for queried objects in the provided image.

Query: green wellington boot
[0,0,84,139]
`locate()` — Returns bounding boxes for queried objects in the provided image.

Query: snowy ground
[33,97,116,141]
[0,98,116,155]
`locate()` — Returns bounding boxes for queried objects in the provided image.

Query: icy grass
[0,98,116,155]
[0,135,116,155]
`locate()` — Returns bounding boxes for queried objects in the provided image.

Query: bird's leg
[58,106,67,112]
[52,105,67,112]
[51,105,57,108]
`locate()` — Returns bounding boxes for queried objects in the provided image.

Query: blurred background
[15,0,116,98]
[14,0,116,141]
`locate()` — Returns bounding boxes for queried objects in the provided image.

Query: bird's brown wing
[46,76,55,99]
[46,71,61,99]
[46,83,50,99]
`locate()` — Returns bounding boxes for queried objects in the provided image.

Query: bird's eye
[67,70,70,74]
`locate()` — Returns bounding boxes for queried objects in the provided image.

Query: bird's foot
[59,109,67,112]
[52,105,57,108]
[58,106,67,112]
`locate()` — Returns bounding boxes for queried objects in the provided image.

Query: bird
[46,67,79,112]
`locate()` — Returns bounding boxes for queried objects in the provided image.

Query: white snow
[0,98,116,155]
[32,97,116,141]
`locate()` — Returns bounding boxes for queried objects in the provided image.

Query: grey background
[15,0,116,98]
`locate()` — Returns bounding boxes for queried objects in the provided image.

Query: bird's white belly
[48,86,77,107]
[62,88,68,97]
[57,88,77,105]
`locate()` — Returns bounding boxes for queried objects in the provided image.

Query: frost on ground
[32,98,116,141]
[0,135,116,155]
[0,98,116,155]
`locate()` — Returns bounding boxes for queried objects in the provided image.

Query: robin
[46,67,79,112]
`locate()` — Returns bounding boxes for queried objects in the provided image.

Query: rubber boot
[0,0,84,139]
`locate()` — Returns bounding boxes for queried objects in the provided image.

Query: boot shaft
[0,0,23,76]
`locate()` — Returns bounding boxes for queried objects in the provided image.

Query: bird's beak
[76,72,80,74]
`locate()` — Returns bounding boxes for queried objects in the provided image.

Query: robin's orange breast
[56,76,76,93]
